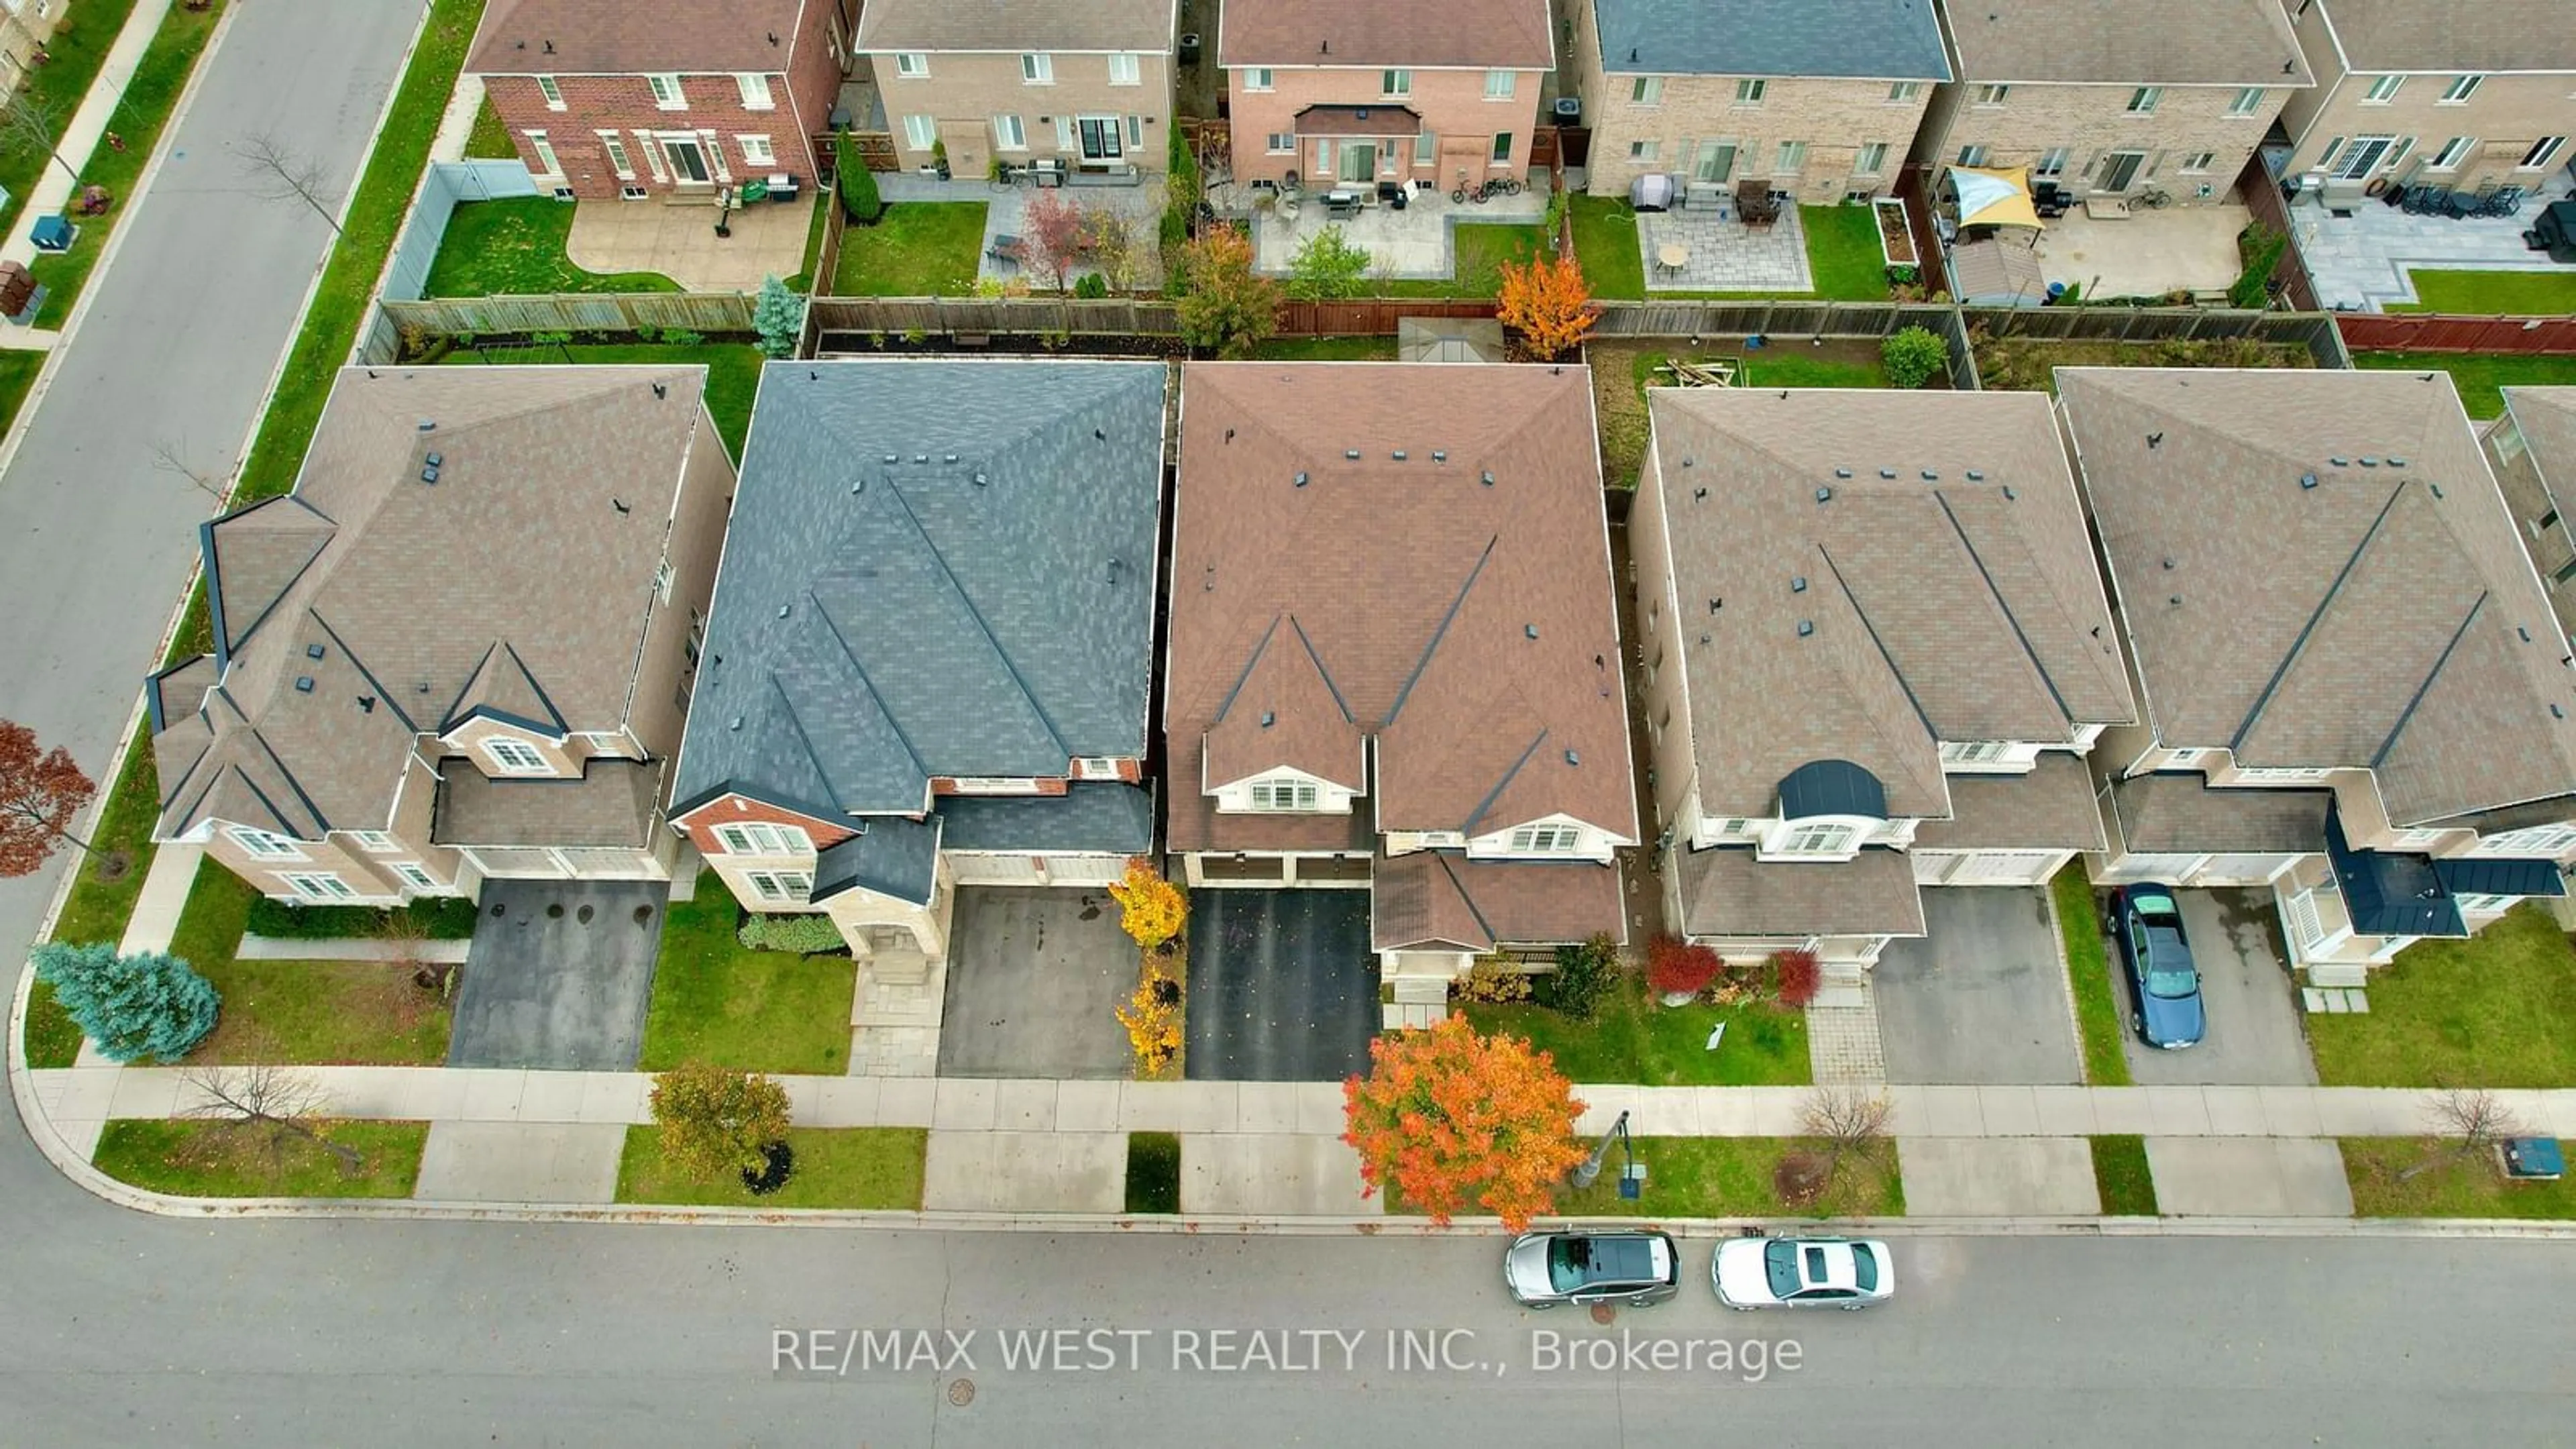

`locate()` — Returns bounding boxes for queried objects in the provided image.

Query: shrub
[1116,958,1184,1077]
[661,327,705,347]
[2231,223,2290,310]
[1173,225,1277,357]
[246,897,479,940]
[649,1061,792,1180]
[1457,954,1532,1004]
[754,275,804,356]
[32,943,219,1063]
[1108,859,1187,948]
[1073,272,1110,299]
[1284,225,1372,300]
[835,132,882,223]
[1645,936,1722,998]
[1497,252,1597,360]
[737,912,848,955]
[1544,932,1621,1022]
[1881,325,1949,388]
[1770,947,1823,1008]
[1162,121,1200,294]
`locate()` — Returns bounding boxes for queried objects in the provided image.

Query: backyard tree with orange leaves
[1495,252,1597,362]
[1343,1014,1587,1230]
[1108,857,1187,949]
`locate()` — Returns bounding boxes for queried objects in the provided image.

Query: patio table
[1656,243,1688,277]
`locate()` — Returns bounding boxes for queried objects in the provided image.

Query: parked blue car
[2113,885,2204,1049]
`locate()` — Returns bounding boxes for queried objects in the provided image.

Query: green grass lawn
[186,959,453,1065]
[2391,270,2576,315]
[46,729,162,949]
[1801,204,1894,301]
[23,0,225,327]
[1249,335,1399,361]
[2091,1134,2158,1216]
[92,1119,427,1198]
[2308,904,2576,1087]
[1569,195,1646,300]
[829,201,987,296]
[618,1126,926,1208]
[1564,197,1889,301]
[1126,1131,1181,1213]
[0,0,141,243]
[421,197,679,297]
[786,187,832,292]
[462,95,516,160]
[1735,350,1888,388]
[0,348,42,438]
[439,341,761,462]
[2350,351,2576,419]
[2344,1138,2576,1220]
[2053,865,2133,1087]
[23,981,84,1068]
[1379,222,1548,298]
[637,873,856,1074]
[1552,1136,1903,1218]
[1463,980,1811,1086]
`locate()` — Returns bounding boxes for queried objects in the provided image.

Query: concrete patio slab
[1896,1137,2098,1216]
[2145,1136,2353,1217]
[1181,1132,1380,1216]
[2288,177,2576,311]
[415,1122,625,1204]
[1246,183,1546,282]
[2035,203,2250,300]
[564,193,812,293]
[921,1130,1125,1213]
[1640,204,1812,292]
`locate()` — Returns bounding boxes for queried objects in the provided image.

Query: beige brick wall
[2279,73,2575,191]
[871,50,1173,180]
[1224,65,1544,189]
[1628,425,1700,841]
[1920,80,2294,203]
[627,400,736,764]
[1580,72,1932,200]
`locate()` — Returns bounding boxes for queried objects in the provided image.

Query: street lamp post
[1570,1110,1632,1191]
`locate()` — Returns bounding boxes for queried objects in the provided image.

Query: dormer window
[484,738,550,774]
[1778,821,1858,855]
[1509,824,1582,853]
[1250,780,1318,811]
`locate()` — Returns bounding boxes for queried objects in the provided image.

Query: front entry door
[1340,141,1377,183]
[1077,116,1123,162]
[2098,150,2145,193]
[663,138,711,184]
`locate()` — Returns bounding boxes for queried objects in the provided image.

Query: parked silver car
[1504,1230,1680,1309]
[1713,1236,1894,1309]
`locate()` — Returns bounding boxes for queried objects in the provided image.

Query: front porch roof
[812,814,942,907]
[1372,852,1623,952]
[1676,845,1925,939]
[2324,803,2464,937]
[1295,105,1420,137]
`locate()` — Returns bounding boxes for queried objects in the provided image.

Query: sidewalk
[0,0,177,267]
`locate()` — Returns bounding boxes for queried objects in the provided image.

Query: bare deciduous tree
[150,437,231,504]
[0,92,81,186]
[182,1061,364,1177]
[1802,1085,1895,1183]
[232,133,343,237]
[2400,1087,2520,1181]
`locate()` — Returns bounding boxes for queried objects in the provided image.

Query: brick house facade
[2275,0,2576,195]
[856,0,1177,182]
[470,0,854,201]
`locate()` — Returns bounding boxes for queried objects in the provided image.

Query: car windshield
[1849,1243,1878,1291]
[1763,1241,1802,1299]
[1548,1237,1589,1293]
[2147,967,2199,999]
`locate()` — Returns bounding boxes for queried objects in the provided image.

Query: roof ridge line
[764,669,855,814]
[1460,727,1549,835]
[500,640,570,735]
[443,641,501,735]
[2372,590,2487,771]
[1434,853,1497,946]
[1385,535,1499,727]
[1931,490,2075,726]
[2230,477,2410,753]
[1287,615,1356,724]
[1815,543,1938,741]
[878,474,1071,755]
[810,589,932,784]
[1212,614,1282,724]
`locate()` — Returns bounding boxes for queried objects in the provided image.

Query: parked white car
[1713,1236,1894,1310]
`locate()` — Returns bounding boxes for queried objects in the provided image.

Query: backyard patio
[564,193,812,294]
[874,172,1165,290]
[1244,180,1548,285]
[2290,173,2576,311]
[1638,205,1812,292]
[2031,203,2254,302]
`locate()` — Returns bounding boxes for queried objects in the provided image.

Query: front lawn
[829,201,987,296]
[92,1119,429,1198]
[2090,1134,2158,1216]
[0,0,141,242]
[1554,1136,1903,1218]
[462,95,517,160]
[0,342,44,438]
[2350,351,2576,419]
[2392,269,2576,315]
[1379,222,1548,298]
[1250,336,1399,361]
[1463,979,1811,1086]
[1801,204,1894,301]
[2053,865,2133,1087]
[2307,904,2576,1087]
[1569,195,1646,300]
[421,197,680,297]
[637,873,856,1074]
[617,1126,926,1209]
[2344,1138,2576,1220]
[160,868,451,1064]
[439,341,763,462]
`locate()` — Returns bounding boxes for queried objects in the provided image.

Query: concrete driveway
[1876,886,2084,1085]
[448,880,669,1071]
[1184,889,1377,1081]
[936,888,1136,1079]
[2112,887,2318,1087]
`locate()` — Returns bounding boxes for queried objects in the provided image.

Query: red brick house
[467,0,856,201]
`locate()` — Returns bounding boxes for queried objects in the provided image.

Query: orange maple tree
[1495,252,1598,362]
[0,720,97,878]
[1343,1014,1587,1230]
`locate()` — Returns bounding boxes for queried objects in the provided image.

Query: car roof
[1796,1240,1861,1290]
[1582,1234,1667,1283]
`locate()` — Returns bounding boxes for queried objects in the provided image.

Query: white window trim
[713,821,814,856]
[1957,144,1990,168]
[1974,84,2009,107]
[351,830,398,853]
[634,129,667,182]
[1484,69,1515,100]
[598,131,635,180]
[1855,142,1888,175]
[903,114,936,152]
[390,863,439,892]
[993,115,1026,152]
[739,132,776,166]
[1629,139,1659,162]
[525,130,560,177]
[1072,757,1121,780]
[1248,780,1320,812]
[1265,131,1294,155]
[743,869,814,904]
[1507,824,1582,854]
[2228,87,2265,117]
[576,731,628,756]
[1022,52,1054,85]
[1774,140,1807,173]
[282,872,358,902]
[2363,74,2402,104]
[1382,68,1411,97]
[2430,136,2475,170]
[648,73,686,110]
[737,72,773,110]
[1631,75,1662,107]
[1887,82,1919,104]
[2181,152,2216,174]
[1490,132,1513,166]
[483,738,551,775]
[2127,87,2161,115]
[2440,74,2481,104]
[537,74,564,111]
[2520,137,2566,171]
[2035,146,2070,177]
[1775,821,1858,857]
[1244,67,1273,92]
[894,52,928,78]
[1108,52,1140,87]
[1735,78,1766,105]
[229,826,305,862]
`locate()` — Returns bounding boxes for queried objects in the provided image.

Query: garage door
[1038,855,1129,887]
[2188,853,2294,885]
[948,853,1046,886]
[1918,851,2061,885]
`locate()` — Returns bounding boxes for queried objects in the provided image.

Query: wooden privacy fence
[806,296,1498,339]
[1963,304,2347,368]
[2235,157,2321,313]
[379,292,758,338]
[2336,313,2576,356]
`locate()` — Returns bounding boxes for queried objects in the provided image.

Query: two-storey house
[858,0,1177,183]
[1218,0,1553,193]
[2277,0,2574,199]
[1912,0,2313,207]
[1164,364,1637,983]
[146,367,731,903]
[2062,368,2576,984]
[1566,0,1951,202]
[1631,388,2135,986]
[2483,387,2576,642]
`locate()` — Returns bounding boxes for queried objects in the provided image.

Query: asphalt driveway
[1185,889,1377,1082]
[448,880,669,1071]
[1875,886,2083,1085]
[937,887,1136,1078]
[2112,887,2318,1086]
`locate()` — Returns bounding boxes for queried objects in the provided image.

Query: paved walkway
[0,0,177,268]
[2291,176,2576,311]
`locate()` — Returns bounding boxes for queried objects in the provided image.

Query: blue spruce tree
[31,943,221,1063]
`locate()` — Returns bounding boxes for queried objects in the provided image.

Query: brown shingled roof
[1372,853,1624,951]
[1945,0,2312,86]
[2058,368,2576,828]
[470,0,812,76]
[1218,0,1552,70]
[1167,362,1638,856]
[2106,773,2330,855]
[1677,847,1926,938]
[2314,0,2576,75]
[856,0,1177,55]
[1912,753,2107,851]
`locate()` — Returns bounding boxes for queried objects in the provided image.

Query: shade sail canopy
[1948,166,2043,230]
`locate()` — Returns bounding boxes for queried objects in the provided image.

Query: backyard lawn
[2343,1138,2576,1220]
[1553,1136,1903,1218]
[1569,195,1647,299]
[92,1119,428,1199]
[830,201,988,296]
[618,1126,926,1209]
[439,341,763,462]
[421,197,680,297]
[1380,223,1549,298]
[1566,197,1891,301]
[2391,269,2576,315]
[2055,865,2133,1087]
[2351,351,2576,419]
[2307,906,2576,1087]
[1800,204,1895,301]
[637,873,856,1074]
[1972,330,2312,393]
[1463,979,1811,1086]
[1249,336,1399,361]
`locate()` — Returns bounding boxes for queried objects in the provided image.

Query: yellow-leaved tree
[1108,857,1187,949]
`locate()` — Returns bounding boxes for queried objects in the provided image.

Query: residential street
[0,0,425,964]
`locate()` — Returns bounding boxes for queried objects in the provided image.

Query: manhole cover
[577,904,595,924]
[546,904,564,919]
[947,1378,975,1407]
[1589,1303,1617,1326]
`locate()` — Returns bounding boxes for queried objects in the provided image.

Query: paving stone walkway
[1640,205,1811,291]
[1805,996,1888,1083]
[2290,178,2576,311]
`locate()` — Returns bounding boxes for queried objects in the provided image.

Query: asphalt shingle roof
[857,0,1176,55]
[1677,847,1926,937]
[2314,0,2576,74]
[1911,752,2106,851]
[1371,853,1624,951]
[938,783,1155,853]
[470,0,812,75]
[1589,0,1949,80]
[813,814,943,906]
[1218,0,1552,70]
[672,360,1165,822]
[2106,773,2330,854]
[1946,0,2312,87]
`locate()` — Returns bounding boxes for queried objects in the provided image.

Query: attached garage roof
[1372,853,1624,951]
[938,782,1154,855]
[2107,773,2329,855]
[1913,753,2106,852]
[812,815,943,906]
[432,758,659,849]
[1677,847,1925,938]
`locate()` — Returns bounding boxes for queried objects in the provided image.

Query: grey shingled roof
[672,360,1165,822]
[1677,847,1925,937]
[1911,752,2106,851]
[1946,0,2312,87]
[1649,387,2134,822]
[939,783,1155,854]
[2057,368,2576,828]
[813,815,943,906]
[857,0,1176,54]
[2107,773,2329,854]
[2315,0,2576,74]
[1590,0,1949,80]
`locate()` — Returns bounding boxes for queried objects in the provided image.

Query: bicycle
[1448,176,1524,205]
[2132,186,2171,209]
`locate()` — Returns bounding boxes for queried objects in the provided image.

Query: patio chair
[1735,179,1780,229]
[986,233,1025,267]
